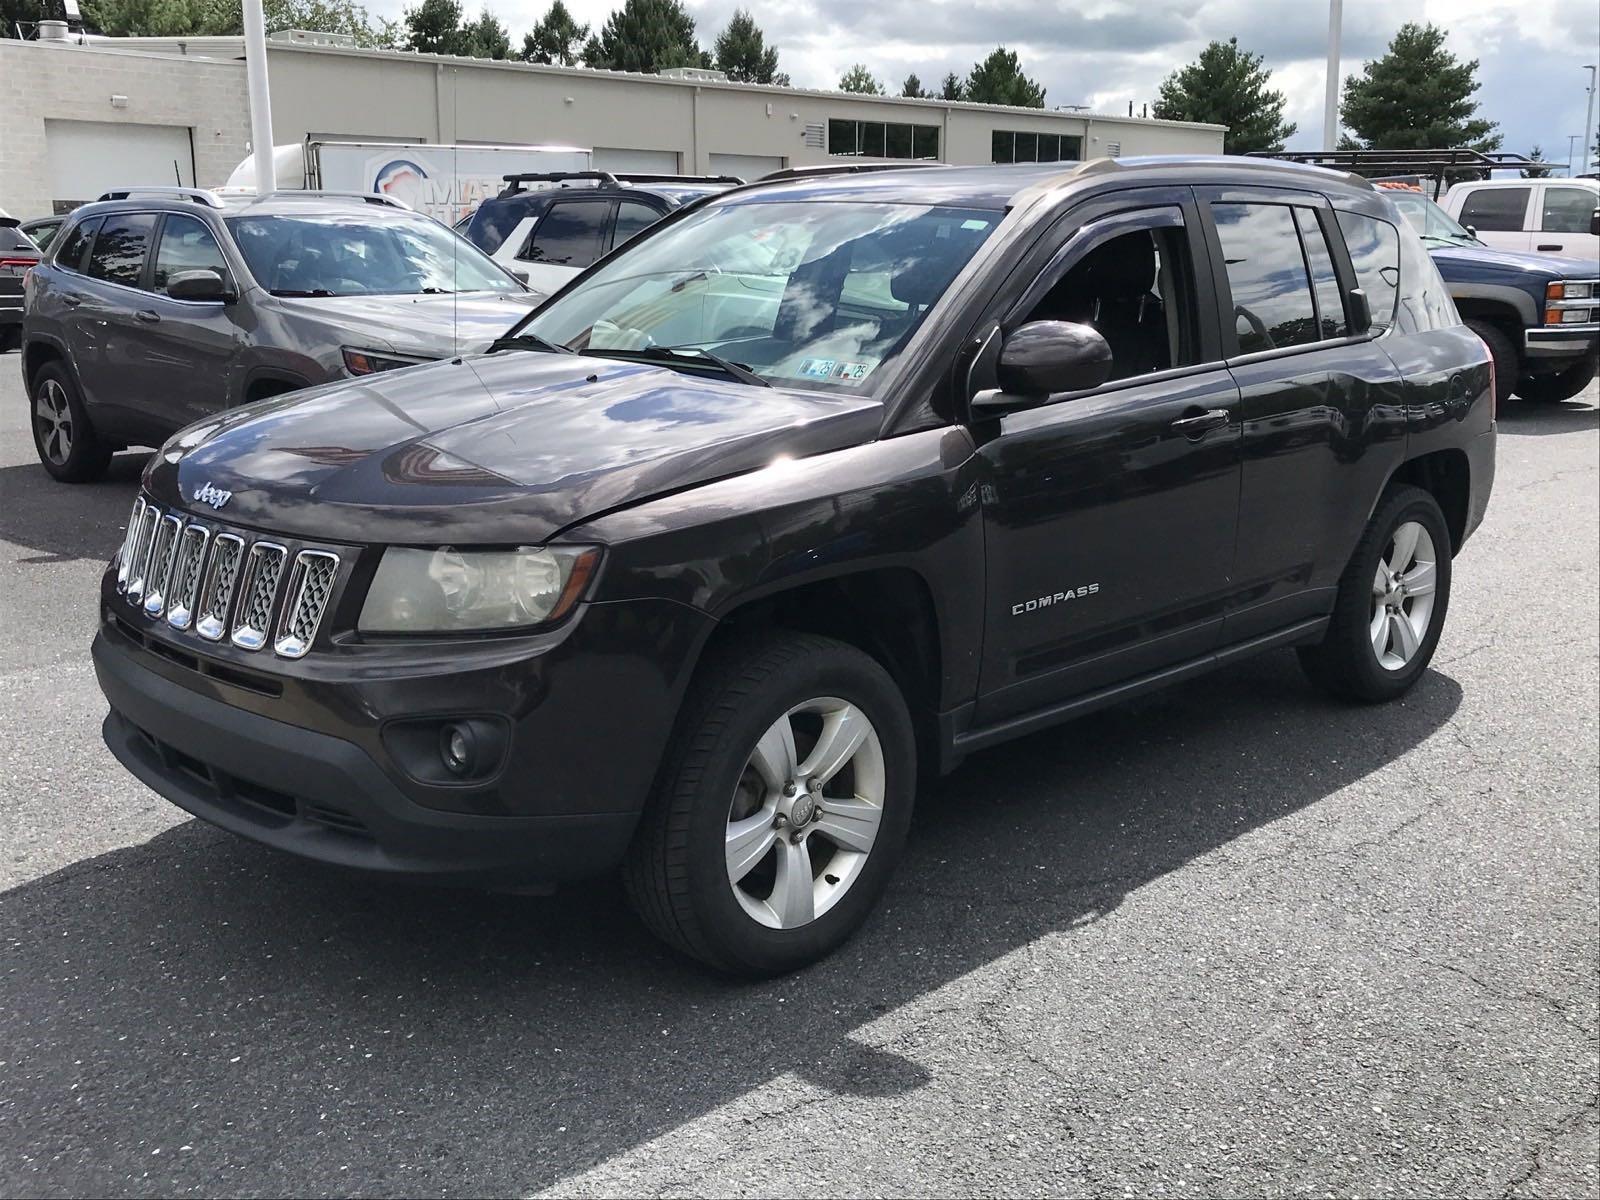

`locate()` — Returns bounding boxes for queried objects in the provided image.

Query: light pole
[1323,0,1344,151]
[1567,134,1583,176]
[243,0,276,193]
[1582,65,1597,176]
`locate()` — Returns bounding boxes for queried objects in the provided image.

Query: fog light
[440,722,475,776]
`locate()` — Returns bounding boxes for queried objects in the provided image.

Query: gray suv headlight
[359,546,601,633]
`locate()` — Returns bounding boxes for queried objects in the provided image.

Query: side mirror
[970,321,1113,418]
[1464,224,1478,237]
[166,269,232,303]
[511,269,531,286]
[1348,287,1373,335]
[1589,209,1600,237]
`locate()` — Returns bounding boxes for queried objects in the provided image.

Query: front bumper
[1524,323,1599,360]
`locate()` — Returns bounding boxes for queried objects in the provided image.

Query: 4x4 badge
[193,482,233,510]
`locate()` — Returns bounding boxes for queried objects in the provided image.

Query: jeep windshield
[225,211,521,297]
[1387,193,1483,247]
[514,200,999,393]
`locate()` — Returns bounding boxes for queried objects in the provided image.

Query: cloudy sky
[369,0,1600,169]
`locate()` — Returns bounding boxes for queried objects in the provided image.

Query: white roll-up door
[595,148,681,175]
[709,153,784,181]
[45,120,195,208]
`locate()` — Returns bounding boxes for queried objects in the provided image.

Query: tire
[30,360,112,483]
[1516,356,1597,404]
[1464,320,1516,411]
[623,631,917,976]
[1298,485,1452,703]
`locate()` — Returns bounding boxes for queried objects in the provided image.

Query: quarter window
[1334,211,1400,331]
[153,214,230,294]
[53,217,100,273]
[827,119,940,160]
[991,131,1083,164]
[1293,208,1349,340]
[1457,187,1530,232]
[1540,187,1597,234]
[85,213,156,289]
[1211,202,1321,354]
[521,199,609,266]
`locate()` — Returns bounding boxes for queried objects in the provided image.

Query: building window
[828,119,940,160]
[990,131,1083,164]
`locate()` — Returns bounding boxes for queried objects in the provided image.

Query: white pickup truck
[1442,177,1600,259]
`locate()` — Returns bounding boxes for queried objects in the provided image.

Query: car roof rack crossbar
[500,170,621,193]
[1250,149,1540,199]
[757,162,952,182]
[611,173,745,186]
[97,186,225,208]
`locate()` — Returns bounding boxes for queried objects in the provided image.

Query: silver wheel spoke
[1391,611,1420,661]
[1370,608,1389,657]
[748,716,797,793]
[797,704,870,785]
[812,797,882,854]
[1372,566,1391,597]
[725,810,778,883]
[1388,522,1420,574]
[35,393,56,422]
[770,838,815,927]
[1401,561,1436,598]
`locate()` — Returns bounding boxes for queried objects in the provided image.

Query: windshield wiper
[583,345,770,387]
[419,286,455,294]
[269,288,335,297]
[486,332,575,355]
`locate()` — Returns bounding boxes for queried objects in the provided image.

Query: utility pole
[243,0,276,193]
[1582,65,1597,176]
[1566,134,1583,177]
[1323,0,1344,151]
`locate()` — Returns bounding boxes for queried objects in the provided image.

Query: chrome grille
[116,497,146,592]
[195,534,245,641]
[141,514,183,617]
[165,524,211,630]
[274,551,340,659]
[124,504,162,604]
[230,542,287,650]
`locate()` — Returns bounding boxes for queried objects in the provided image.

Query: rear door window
[1334,211,1400,332]
[1293,208,1348,340]
[85,213,157,289]
[1539,187,1597,233]
[521,199,609,266]
[152,214,231,294]
[1458,187,1530,232]
[1210,202,1321,354]
[53,217,100,273]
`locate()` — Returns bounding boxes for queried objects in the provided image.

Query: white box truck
[224,141,593,225]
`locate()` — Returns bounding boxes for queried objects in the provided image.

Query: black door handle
[1537,244,1562,252]
[134,310,160,324]
[1171,407,1230,438]
[62,294,82,307]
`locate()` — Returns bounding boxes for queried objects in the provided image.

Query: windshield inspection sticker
[799,358,838,378]
[831,361,873,383]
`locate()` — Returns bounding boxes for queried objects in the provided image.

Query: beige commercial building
[1,30,1226,218]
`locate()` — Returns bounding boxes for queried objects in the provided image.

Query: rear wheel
[30,361,111,483]
[1516,356,1597,404]
[1298,485,1452,703]
[623,632,917,975]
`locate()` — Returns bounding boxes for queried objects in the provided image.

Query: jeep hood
[270,291,541,357]
[146,351,883,544]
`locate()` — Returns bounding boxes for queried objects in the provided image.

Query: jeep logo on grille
[192,482,233,510]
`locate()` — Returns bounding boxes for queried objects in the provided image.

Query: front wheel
[1464,320,1516,410]
[1516,356,1597,404]
[623,632,917,975]
[1298,485,1452,703]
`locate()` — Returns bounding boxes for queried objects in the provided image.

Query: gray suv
[21,188,537,482]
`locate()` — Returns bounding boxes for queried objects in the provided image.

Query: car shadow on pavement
[0,455,147,562]
[1496,398,1599,436]
[0,651,1462,1197]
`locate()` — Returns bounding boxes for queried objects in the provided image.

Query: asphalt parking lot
[0,359,1595,1198]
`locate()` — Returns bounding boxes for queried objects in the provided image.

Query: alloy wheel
[35,379,74,466]
[725,696,886,930]
[1370,520,1438,671]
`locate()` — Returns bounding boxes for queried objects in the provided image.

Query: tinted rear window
[1335,211,1400,332]
[1211,202,1321,354]
[0,226,35,254]
[1457,187,1529,232]
[522,198,609,266]
[86,213,156,288]
[53,217,100,273]
[1294,208,1348,340]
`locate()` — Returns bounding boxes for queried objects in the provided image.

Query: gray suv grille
[113,497,343,659]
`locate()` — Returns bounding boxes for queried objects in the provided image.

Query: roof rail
[96,187,225,208]
[1251,149,1538,199]
[499,170,620,193]
[256,190,412,210]
[612,173,745,186]
[756,162,952,183]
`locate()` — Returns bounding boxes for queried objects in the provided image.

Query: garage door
[710,153,784,181]
[44,120,195,210]
[595,148,680,175]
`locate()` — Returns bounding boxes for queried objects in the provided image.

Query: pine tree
[1151,37,1296,155]
[1340,23,1500,153]
[79,0,395,45]
[403,0,464,53]
[583,0,703,74]
[461,6,508,58]
[1522,145,1552,178]
[713,8,781,84]
[521,0,587,65]
[901,73,929,99]
[838,63,882,95]
[939,72,965,101]
[964,47,1045,108]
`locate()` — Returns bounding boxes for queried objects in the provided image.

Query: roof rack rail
[1250,149,1539,199]
[611,173,745,186]
[256,190,412,209]
[499,171,620,193]
[757,162,951,183]
[97,187,225,208]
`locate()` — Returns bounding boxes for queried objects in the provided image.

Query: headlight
[1547,281,1594,302]
[342,346,433,376]
[358,545,600,633]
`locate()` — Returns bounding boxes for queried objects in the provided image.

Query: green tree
[583,0,704,73]
[838,63,881,94]
[520,0,585,64]
[80,0,395,45]
[1522,145,1552,178]
[403,0,464,53]
[939,71,965,101]
[713,8,782,84]
[964,46,1045,107]
[1340,22,1500,153]
[460,5,508,58]
[901,72,930,99]
[1151,37,1296,155]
